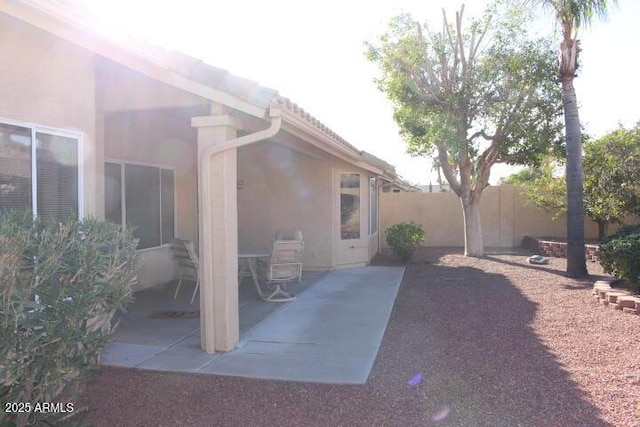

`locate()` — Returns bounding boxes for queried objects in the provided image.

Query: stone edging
[522,236,599,262]
[593,279,640,316]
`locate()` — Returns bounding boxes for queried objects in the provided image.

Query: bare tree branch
[468,129,494,142]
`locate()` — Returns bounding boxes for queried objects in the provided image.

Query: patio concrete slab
[100,267,404,384]
[202,266,405,384]
[100,342,165,367]
[137,340,220,373]
[199,348,370,384]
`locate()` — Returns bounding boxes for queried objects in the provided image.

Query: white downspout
[199,106,282,170]
[196,105,281,353]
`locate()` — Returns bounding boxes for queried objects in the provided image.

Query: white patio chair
[257,239,304,303]
[275,229,303,241]
[170,239,200,304]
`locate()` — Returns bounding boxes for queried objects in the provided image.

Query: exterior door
[336,173,368,266]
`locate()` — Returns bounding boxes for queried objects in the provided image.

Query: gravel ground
[81,248,640,426]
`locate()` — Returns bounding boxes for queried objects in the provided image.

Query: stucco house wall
[237,140,334,269]
[0,12,98,217]
[104,110,199,288]
[1,3,399,282]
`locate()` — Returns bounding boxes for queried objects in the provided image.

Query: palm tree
[525,0,616,277]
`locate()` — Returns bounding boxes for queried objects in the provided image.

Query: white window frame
[0,116,83,220]
[105,158,177,251]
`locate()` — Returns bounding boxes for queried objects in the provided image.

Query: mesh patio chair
[170,239,200,304]
[257,239,304,303]
[275,229,303,241]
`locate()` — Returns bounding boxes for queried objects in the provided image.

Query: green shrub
[0,212,139,427]
[385,222,426,263]
[597,224,640,295]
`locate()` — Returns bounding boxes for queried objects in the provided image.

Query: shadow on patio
[100,271,327,370]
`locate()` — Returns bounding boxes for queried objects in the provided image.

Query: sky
[80,0,640,185]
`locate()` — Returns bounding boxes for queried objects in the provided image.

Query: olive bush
[385,222,426,263]
[0,213,139,427]
[597,224,640,295]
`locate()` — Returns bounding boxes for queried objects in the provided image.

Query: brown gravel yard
[81,248,640,426]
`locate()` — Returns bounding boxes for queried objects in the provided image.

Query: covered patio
[0,0,414,359]
[100,266,405,384]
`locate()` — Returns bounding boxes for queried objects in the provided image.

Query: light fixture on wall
[237,179,244,190]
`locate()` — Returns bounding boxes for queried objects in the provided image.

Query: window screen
[125,164,161,249]
[0,123,32,214]
[340,173,360,240]
[108,162,175,249]
[161,168,175,243]
[0,122,79,220]
[369,177,378,234]
[105,162,122,225]
[36,132,78,222]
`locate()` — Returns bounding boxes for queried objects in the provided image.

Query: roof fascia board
[280,110,361,160]
[2,1,266,118]
[280,110,396,179]
[281,120,389,177]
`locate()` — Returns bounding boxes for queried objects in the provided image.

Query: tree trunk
[562,76,588,278]
[597,220,607,241]
[461,197,484,257]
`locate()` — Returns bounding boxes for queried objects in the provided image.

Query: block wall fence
[379,185,637,249]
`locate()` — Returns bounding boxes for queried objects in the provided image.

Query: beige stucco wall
[96,58,207,113]
[0,12,98,217]
[0,11,389,285]
[237,140,334,269]
[237,142,385,269]
[380,184,609,249]
[105,110,198,288]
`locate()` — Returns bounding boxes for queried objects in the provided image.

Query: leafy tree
[518,0,618,277]
[584,125,640,237]
[509,124,640,239]
[366,5,563,256]
[501,165,552,186]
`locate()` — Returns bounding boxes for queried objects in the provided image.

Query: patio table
[238,249,269,298]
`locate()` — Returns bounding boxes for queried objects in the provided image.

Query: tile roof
[9,0,403,181]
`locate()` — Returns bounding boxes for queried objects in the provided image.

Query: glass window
[0,121,79,220]
[340,173,360,240]
[104,162,122,225]
[0,123,32,213]
[105,162,175,250]
[125,164,161,249]
[161,168,175,243]
[36,133,78,221]
[369,177,378,234]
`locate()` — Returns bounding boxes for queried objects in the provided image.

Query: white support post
[193,115,241,353]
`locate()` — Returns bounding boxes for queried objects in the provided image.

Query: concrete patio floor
[100,266,405,384]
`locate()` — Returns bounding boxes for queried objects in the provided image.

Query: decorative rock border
[522,236,600,262]
[593,279,640,316]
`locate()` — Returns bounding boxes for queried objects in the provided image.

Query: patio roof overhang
[276,97,401,182]
[2,0,273,120]
[4,0,413,355]
[4,0,406,185]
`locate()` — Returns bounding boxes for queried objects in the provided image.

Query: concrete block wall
[380,185,637,249]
